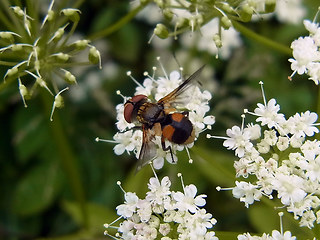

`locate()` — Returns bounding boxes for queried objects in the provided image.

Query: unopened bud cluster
[146,0,277,45]
[0,0,101,120]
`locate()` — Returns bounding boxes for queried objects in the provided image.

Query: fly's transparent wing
[157,65,205,109]
[135,126,157,172]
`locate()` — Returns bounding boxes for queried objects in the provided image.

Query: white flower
[223,126,253,157]
[232,181,262,207]
[275,0,305,25]
[254,98,285,128]
[146,176,171,205]
[289,111,319,137]
[113,130,141,155]
[289,15,320,84]
[272,173,306,205]
[271,230,296,240]
[105,174,217,239]
[173,184,207,213]
[116,192,139,218]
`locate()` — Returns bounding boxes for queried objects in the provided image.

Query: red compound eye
[123,95,147,123]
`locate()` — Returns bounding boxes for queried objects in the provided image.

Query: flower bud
[154,0,164,8]
[11,6,24,17]
[221,16,232,30]
[50,87,68,121]
[89,46,101,68]
[154,24,169,39]
[71,39,90,50]
[4,66,19,80]
[47,10,55,22]
[49,24,68,43]
[221,3,234,14]
[163,9,173,21]
[213,34,222,48]
[55,53,70,62]
[18,79,30,107]
[265,0,276,13]
[61,8,81,22]
[239,4,253,22]
[63,70,77,84]
[54,95,64,108]
[11,44,23,51]
[0,31,18,43]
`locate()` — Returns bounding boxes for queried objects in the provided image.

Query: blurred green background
[0,0,319,239]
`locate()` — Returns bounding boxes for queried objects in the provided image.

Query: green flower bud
[63,70,77,84]
[89,46,101,68]
[11,6,24,17]
[239,4,253,22]
[11,44,23,51]
[49,24,68,43]
[196,14,204,26]
[35,76,53,95]
[154,24,169,39]
[221,16,232,30]
[163,9,173,21]
[47,10,55,21]
[265,0,276,13]
[213,34,222,48]
[221,4,234,14]
[0,31,19,43]
[18,79,30,107]
[4,66,18,79]
[50,87,68,121]
[61,8,81,22]
[54,95,64,108]
[72,39,90,50]
[55,53,70,62]
[154,0,164,8]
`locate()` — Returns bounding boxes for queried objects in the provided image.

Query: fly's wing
[157,65,205,109]
[136,125,157,172]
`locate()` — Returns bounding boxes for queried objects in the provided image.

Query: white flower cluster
[238,230,296,240]
[238,212,297,240]
[108,60,215,170]
[289,18,320,85]
[104,174,218,240]
[211,83,320,229]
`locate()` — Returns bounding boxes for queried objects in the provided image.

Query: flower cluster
[210,82,320,229]
[104,173,218,239]
[99,58,215,170]
[289,15,320,85]
[0,0,101,120]
[238,212,296,240]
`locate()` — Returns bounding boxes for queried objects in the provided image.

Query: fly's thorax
[137,102,165,125]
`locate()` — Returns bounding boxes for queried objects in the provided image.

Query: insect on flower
[123,65,206,172]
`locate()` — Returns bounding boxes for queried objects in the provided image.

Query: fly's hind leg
[161,136,175,163]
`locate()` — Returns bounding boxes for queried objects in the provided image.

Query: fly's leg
[161,137,175,163]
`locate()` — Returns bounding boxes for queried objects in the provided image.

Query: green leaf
[192,145,236,186]
[62,201,117,233]
[12,105,50,163]
[13,159,63,216]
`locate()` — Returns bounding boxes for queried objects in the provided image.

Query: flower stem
[87,1,150,41]
[231,20,292,56]
[40,91,88,228]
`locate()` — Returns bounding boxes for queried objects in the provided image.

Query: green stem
[232,20,292,56]
[87,1,150,41]
[40,92,88,228]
